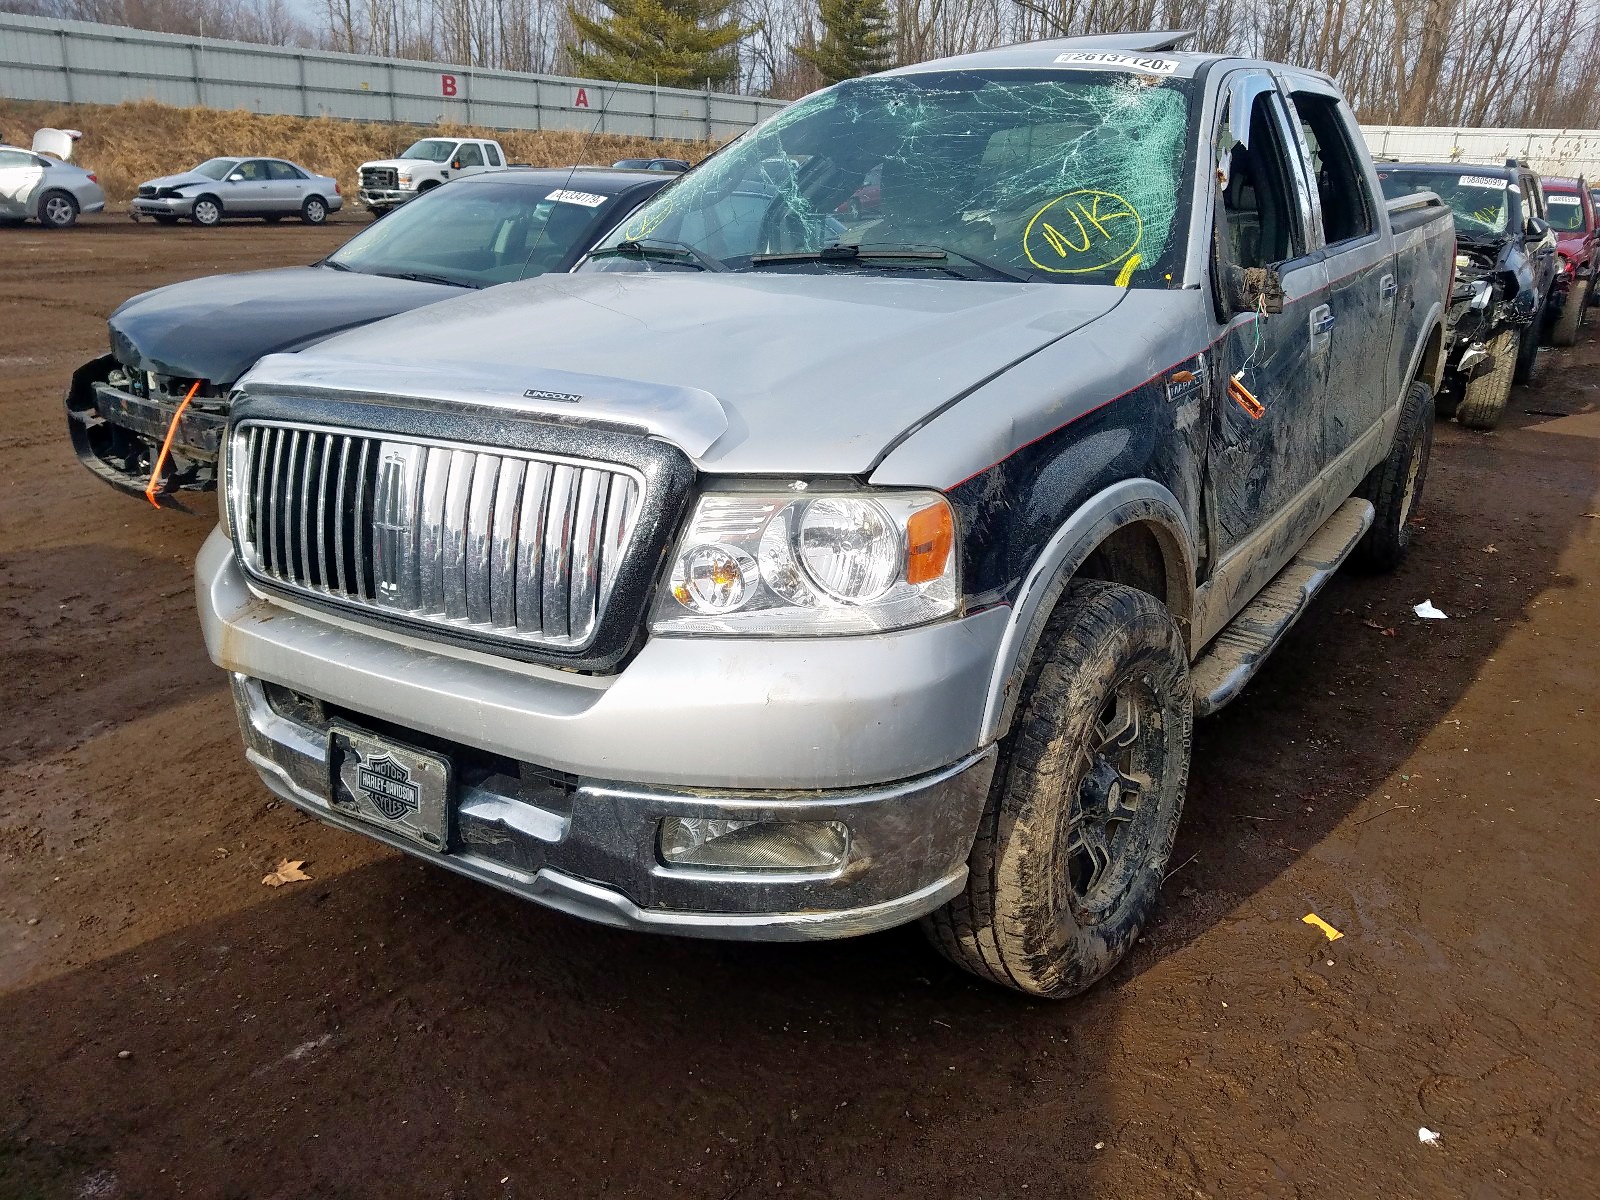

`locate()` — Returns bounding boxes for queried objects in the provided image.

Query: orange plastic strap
[144,379,203,508]
[1228,377,1265,420]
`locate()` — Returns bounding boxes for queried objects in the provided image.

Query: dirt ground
[2,214,1598,1199]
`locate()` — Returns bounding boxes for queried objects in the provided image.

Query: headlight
[650,489,959,635]
[398,172,413,185]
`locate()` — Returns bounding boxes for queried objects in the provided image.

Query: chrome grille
[360,166,398,190]
[230,422,645,650]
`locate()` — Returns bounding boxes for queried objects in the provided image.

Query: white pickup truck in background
[357,137,509,215]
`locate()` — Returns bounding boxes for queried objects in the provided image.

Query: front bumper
[231,672,995,940]
[64,358,223,503]
[200,525,1006,938]
[129,196,195,218]
[359,188,415,209]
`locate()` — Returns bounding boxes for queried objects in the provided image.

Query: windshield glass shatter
[586,69,1196,287]
[1379,168,1512,237]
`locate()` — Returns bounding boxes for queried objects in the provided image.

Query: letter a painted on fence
[575,88,590,108]
[441,74,457,97]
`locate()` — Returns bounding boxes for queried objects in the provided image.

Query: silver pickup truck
[198,34,1454,998]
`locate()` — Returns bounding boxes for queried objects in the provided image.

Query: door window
[267,161,305,180]
[1217,90,1305,270]
[1288,93,1375,245]
[233,160,268,182]
[456,144,484,168]
[0,149,34,168]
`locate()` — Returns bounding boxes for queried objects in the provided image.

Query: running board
[1191,498,1375,716]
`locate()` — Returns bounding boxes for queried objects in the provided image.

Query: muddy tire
[1512,316,1541,383]
[1353,380,1433,573]
[1457,327,1518,430]
[191,195,222,227]
[1553,279,1587,346]
[923,580,1191,999]
[38,190,78,229]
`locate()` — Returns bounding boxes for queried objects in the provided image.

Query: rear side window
[485,144,502,167]
[267,161,305,181]
[0,149,34,168]
[1289,92,1375,245]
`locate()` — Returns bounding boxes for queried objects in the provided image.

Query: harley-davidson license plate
[328,723,451,852]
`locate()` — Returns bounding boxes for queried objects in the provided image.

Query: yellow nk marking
[1040,215,1090,258]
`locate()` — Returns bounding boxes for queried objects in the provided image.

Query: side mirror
[1526,215,1551,241]
[451,160,462,171]
[1220,263,1285,315]
[228,173,245,182]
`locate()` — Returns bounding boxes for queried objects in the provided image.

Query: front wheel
[300,196,328,225]
[38,190,78,229]
[1513,314,1541,383]
[191,196,222,227]
[1458,326,1518,430]
[924,580,1192,999]
[1553,279,1588,346]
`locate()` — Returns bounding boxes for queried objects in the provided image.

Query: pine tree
[795,0,894,86]
[567,0,759,90]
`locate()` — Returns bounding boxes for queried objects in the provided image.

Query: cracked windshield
[587,69,1195,286]
[1378,168,1511,237]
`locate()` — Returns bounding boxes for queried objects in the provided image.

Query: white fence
[0,11,787,142]
[1364,125,1600,180]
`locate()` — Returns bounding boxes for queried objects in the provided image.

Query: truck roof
[885,36,1329,83]
[1382,161,1522,180]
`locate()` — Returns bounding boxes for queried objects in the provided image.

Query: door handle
[1310,304,1336,341]
[1379,273,1398,301]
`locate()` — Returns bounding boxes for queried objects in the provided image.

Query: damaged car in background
[0,128,105,229]
[198,36,1454,999]
[129,156,343,227]
[66,167,671,506]
[1379,159,1558,429]
[1539,174,1599,343]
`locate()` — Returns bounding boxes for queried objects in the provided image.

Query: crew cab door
[0,149,45,217]
[1282,82,1397,464]
[1204,75,1328,561]
[454,142,488,178]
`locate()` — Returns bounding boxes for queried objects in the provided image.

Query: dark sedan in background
[67,167,672,505]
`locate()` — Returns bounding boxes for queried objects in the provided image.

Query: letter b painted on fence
[441,73,458,97]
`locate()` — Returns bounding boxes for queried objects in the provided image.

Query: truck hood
[108,266,463,385]
[359,159,421,172]
[240,271,1126,474]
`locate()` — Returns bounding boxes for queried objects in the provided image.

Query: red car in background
[1541,175,1598,345]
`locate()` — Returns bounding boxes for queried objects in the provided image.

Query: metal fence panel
[0,11,787,140]
[1364,125,1600,180]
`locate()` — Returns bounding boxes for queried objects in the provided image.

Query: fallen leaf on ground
[1482,545,1497,553]
[263,859,311,887]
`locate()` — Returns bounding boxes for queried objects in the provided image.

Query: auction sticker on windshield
[1459,176,1508,189]
[1053,51,1178,73]
[546,189,607,207]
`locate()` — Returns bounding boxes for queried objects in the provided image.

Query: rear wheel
[191,196,222,227]
[924,580,1192,999]
[1553,279,1588,346]
[300,196,328,225]
[1458,326,1518,430]
[1354,380,1433,572]
[38,190,78,229]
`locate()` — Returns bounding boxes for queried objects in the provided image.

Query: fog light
[659,817,849,872]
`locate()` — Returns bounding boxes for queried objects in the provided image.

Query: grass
[0,99,719,205]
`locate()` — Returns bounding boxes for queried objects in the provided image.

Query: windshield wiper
[377,270,476,289]
[589,238,728,272]
[317,258,352,271]
[750,243,1034,283]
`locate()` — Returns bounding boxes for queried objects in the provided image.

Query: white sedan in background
[129,156,343,227]
[0,129,106,229]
